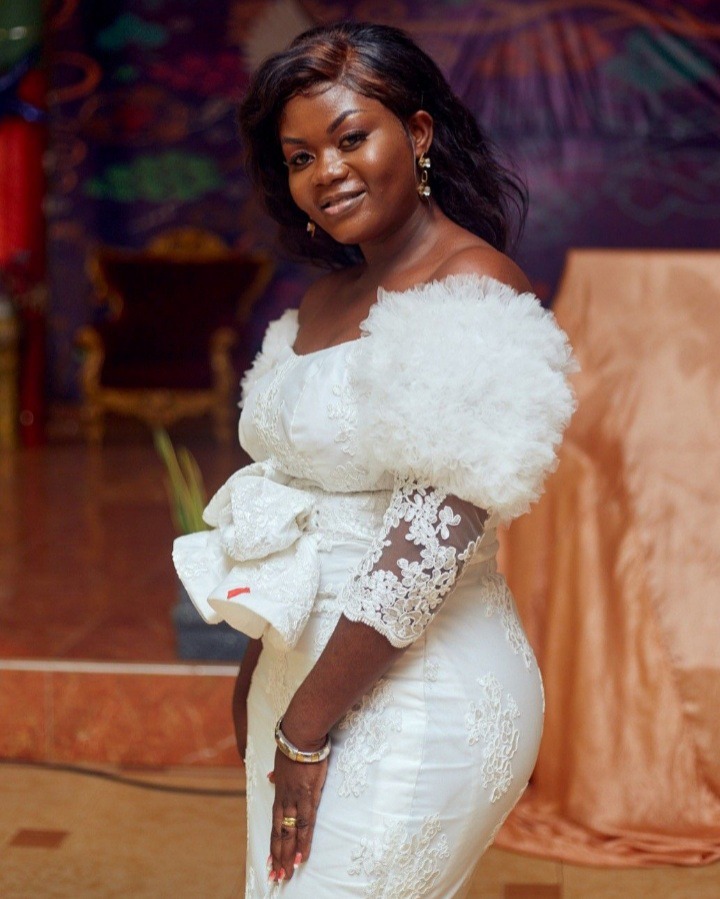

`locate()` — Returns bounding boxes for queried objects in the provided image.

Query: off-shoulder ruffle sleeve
[239,309,298,408]
[348,274,578,522]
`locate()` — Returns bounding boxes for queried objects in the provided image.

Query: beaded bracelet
[274,717,331,764]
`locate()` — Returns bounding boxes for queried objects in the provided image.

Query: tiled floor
[0,433,247,662]
[2,434,720,896]
[1,762,719,898]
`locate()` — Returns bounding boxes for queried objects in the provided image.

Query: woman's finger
[294,796,317,865]
[278,809,308,882]
[269,803,297,883]
[268,754,329,881]
[293,759,327,866]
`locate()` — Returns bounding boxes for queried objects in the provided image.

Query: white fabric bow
[172,462,320,651]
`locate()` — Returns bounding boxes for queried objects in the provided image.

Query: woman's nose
[312,149,346,185]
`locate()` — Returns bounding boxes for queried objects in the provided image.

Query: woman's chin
[320,226,365,247]
[321,220,388,249]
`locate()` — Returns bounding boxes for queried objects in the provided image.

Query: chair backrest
[146,227,230,258]
[88,231,273,389]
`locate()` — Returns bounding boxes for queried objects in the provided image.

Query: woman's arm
[267,482,487,882]
[282,615,404,748]
[283,480,488,744]
[232,637,263,762]
[266,618,404,883]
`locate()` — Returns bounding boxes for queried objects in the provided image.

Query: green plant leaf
[153,428,209,535]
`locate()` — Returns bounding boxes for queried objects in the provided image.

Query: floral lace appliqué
[244,736,258,897]
[348,813,450,897]
[264,649,293,721]
[312,602,342,658]
[336,680,402,798]
[327,380,370,489]
[424,655,440,684]
[342,478,486,648]
[327,382,358,457]
[465,673,520,803]
[251,355,316,481]
[482,574,535,670]
[244,735,257,797]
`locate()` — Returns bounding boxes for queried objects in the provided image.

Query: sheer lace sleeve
[340,476,488,648]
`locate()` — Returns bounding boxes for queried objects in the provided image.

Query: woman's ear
[407,110,434,158]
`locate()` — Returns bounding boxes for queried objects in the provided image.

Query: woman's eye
[340,130,367,149]
[287,151,312,168]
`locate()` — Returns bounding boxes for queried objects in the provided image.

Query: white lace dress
[173,275,577,898]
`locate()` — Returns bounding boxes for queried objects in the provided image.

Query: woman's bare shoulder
[431,244,532,294]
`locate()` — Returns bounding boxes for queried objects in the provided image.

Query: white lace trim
[246,327,379,492]
[465,673,521,803]
[302,487,389,545]
[341,478,478,648]
[424,655,440,684]
[348,813,450,897]
[336,680,402,798]
[327,382,358,457]
[482,574,535,670]
[246,864,257,896]
[240,309,298,407]
[264,649,293,721]
[313,606,342,657]
[245,736,258,897]
[250,354,316,481]
[245,735,258,797]
[173,553,212,583]
[324,380,367,489]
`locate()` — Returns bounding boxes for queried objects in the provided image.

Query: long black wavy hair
[238,21,527,267]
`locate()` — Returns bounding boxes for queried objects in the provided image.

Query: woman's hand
[268,749,328,883]
[263,617,404,882]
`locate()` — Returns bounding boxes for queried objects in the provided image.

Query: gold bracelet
[274,717,331,764]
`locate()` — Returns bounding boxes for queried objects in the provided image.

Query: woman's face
[278,82,431,248]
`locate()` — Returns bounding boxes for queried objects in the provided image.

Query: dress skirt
[242,488,544,898]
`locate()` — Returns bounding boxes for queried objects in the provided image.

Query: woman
[173,21,576,896]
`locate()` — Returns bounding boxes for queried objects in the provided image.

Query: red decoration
[0,66,48,446]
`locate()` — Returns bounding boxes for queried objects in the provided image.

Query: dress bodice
[175,276,575,654]
[239,309,392,494]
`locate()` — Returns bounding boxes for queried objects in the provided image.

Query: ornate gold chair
[75,229,273,442]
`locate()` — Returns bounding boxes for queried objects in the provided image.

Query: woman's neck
[358,201,448,282]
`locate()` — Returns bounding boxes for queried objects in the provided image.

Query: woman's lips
[319,191,366,217]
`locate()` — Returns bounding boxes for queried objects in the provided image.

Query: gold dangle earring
[417,153,431,199]
[306,220,316,238]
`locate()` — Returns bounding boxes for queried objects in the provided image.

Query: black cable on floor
[0,757,245,797]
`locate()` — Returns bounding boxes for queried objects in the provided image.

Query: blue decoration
[0,49,45,123]
[96,13,168,52]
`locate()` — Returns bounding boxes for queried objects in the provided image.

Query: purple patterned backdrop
[45,0,720,399]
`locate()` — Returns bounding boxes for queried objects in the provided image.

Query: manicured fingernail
[294,852,303,869]
[278,867,286,881]
[268,870,276,882]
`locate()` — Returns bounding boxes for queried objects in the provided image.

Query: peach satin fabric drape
[495,250,720,866]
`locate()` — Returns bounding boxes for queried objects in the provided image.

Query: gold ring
[281,816,298,828]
